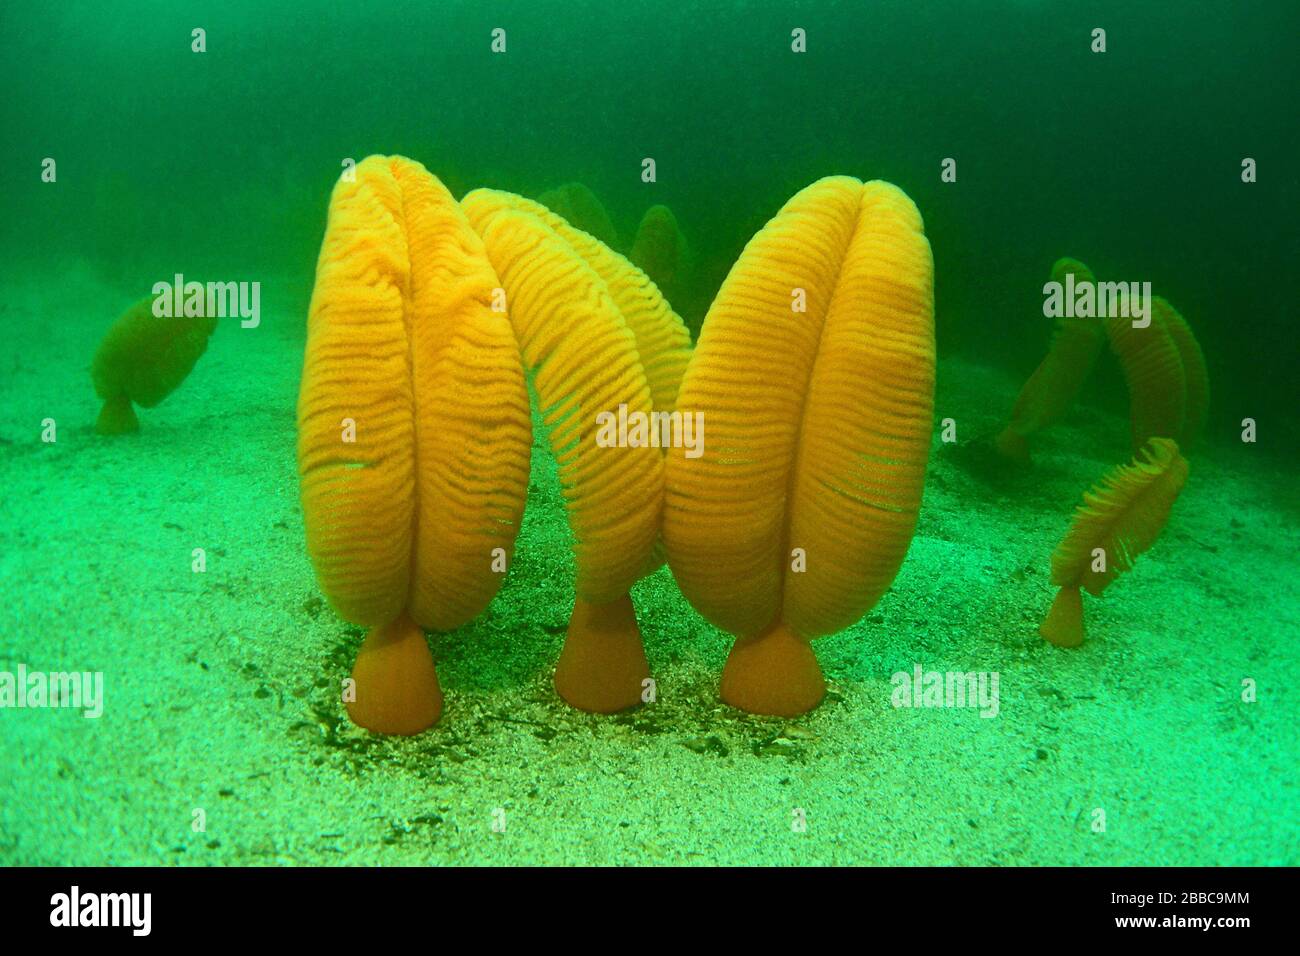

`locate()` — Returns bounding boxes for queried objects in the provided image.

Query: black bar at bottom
[0,865,1285,941]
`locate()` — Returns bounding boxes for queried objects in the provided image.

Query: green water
[0,1,1296,866]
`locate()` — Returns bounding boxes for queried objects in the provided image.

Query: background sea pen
[91,295,217,434]
[1040,437,1189,648]
[994,257,1105,462]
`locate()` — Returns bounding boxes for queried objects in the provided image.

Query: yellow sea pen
[462,188,691,713]
[994,257,1105,461]
[1155,297,1210,449]
[1105,295,1187,451]
[664,176,935,716]
[91,296,217,434]
[297,156,531,733]
[1040,437,1188,647]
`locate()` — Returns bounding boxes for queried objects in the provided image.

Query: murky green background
[2,0,1295,445]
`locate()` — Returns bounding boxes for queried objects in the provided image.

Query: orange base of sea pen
[721,620,825,717]
[95,394,139,435]
[554,594,650,713]
[1039,585,1084,648]
[346,613,443,734]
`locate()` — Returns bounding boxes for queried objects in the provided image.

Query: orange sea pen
[1039,437,1188,648]
[994,257,1105,461]
[462,188,692,713]
[297,156,532,734]
[1155,297,1210,449]
[91,296,217,434]
[1105,294,1187,451]
[663,177,935,717]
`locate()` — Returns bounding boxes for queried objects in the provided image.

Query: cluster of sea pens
[297,155,935,733]
[990,257,1207,646]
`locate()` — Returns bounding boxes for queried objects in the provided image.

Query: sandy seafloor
[1,265,1297,867]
